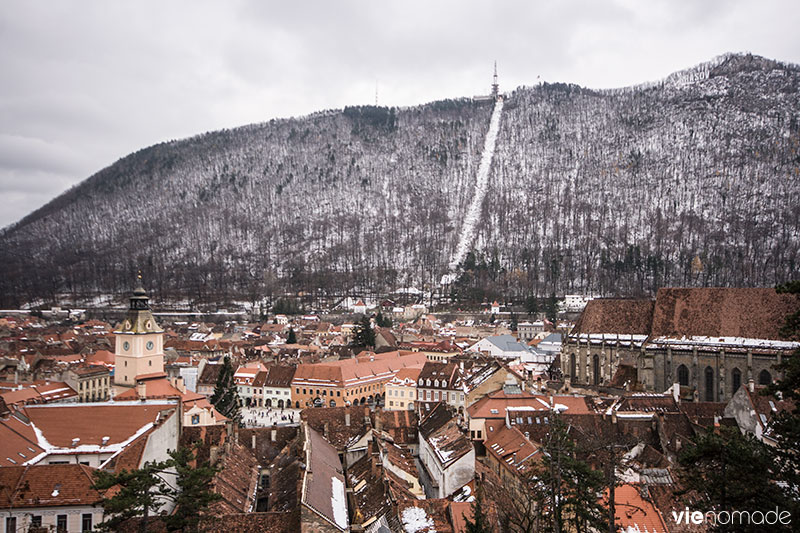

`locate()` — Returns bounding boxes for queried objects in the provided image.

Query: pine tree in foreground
[210,355,241,423]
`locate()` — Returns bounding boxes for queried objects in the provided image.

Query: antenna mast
[491,61,499,98]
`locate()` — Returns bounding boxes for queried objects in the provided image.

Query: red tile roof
[602,484,668,533]
[23,402,176,448]
[0,464,106,508]
[485,425,541,474]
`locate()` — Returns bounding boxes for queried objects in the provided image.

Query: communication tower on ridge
[491,61,499,98]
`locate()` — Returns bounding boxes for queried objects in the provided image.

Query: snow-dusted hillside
[1,53,798,306]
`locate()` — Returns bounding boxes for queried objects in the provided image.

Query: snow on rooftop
[402,506,435,533]
[330,476,348,530]
[648,336,799,350]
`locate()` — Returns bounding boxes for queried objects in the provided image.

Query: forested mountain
[1,53,798,308]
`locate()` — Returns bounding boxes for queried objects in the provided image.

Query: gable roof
[424,419,472,467]
[302,426,348,531]
[484,424,540,474]
[301,405,371,450]
[418,361,461,388]
[21,401,176,451]
[474,335,531,354]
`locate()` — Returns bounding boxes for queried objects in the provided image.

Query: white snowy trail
[444,98,504,281]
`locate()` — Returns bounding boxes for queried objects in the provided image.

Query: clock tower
[114,276,165,387]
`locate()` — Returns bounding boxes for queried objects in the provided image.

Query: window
[6,517,17,533]
[31,516,42,527]
[82,513,93,531]
[759,369,772,385]
[592,354,600,385]
[677,364,689,387]
[337,391,340,396]
[570,353,576,378]
[732,368,742,394]
[390,401,394,407]
[57,515,68,532]
[434,391,439,401]
[149,360,152,366]
[705,366,715,402]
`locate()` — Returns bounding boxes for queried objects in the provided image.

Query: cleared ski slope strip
[443,98,504,283]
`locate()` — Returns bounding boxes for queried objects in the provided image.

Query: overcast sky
[1,0,799,229]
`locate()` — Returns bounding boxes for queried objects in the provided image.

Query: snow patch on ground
[446,98,504,275]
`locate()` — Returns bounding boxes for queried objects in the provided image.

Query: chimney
[171,376,186,393]
[345,412,351,427]
[271,429,277,442]
[672,382,680,404]
[324,422,330,439]
[375,408,383,432]
[137,381,147,400]
[748,378,755,393]
[252,433,257,450]
[209,445,219,465]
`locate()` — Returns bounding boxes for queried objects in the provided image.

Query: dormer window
[419,379,423,386]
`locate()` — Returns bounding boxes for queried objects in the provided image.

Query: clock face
[146,341,154,350]
[123,341,130,351]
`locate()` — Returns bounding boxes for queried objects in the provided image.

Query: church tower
[114,275,165,386]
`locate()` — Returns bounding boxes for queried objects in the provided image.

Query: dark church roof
[650,287,798,339]
[571,298,654,335]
